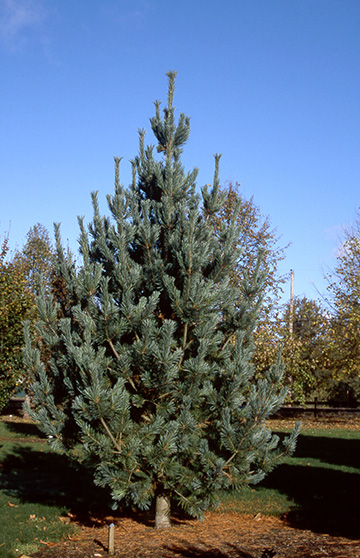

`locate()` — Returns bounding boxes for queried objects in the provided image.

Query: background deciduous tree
[280,297,330,402]
[213,182,288,319]
[13,223,55,296]
[0,237,34,410]
[326,214,360,404]
[253,297,331,403]
[212,182,293,394]
[0,224,55,411]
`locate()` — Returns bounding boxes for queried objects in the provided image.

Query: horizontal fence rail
[278,400,360,418]
[2,396,360,420]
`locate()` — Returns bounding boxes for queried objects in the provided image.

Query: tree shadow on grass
[0,444,112,520]
[2,419,47,439]
[294,433,360,469]
[0,427,200,532]
[0,441,195,528]
[261,460,360,539]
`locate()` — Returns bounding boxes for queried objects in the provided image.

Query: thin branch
[100,416,122,453]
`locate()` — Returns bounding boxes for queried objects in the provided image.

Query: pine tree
[24,73,299,528]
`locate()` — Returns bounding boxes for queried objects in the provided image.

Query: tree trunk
[155,492,171,529]
[22,392,31,420]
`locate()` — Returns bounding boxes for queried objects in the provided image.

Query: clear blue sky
[1,0,359,305]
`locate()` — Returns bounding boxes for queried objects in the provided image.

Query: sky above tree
[1,0,359,305]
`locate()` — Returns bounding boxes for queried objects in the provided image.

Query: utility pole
[289,269,294,335]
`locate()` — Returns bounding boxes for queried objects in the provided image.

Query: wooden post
[287,269,294,400]
[108,523,115,555]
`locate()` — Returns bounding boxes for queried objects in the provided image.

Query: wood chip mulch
[29,511,360,558]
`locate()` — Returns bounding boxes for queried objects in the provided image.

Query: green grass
[0,420,74,557]
[220,424,360,539]
[217,486,296,516]
[0,493,75,558]
[0,418,109,558]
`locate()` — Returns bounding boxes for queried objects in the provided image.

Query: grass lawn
[0,419,109,558]
[219,419,360,539]
[0,417,359,557]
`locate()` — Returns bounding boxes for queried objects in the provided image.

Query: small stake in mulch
[108,522,115,555]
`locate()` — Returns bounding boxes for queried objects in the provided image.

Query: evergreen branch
[100,416,123,453]
[173,488,193,507]
[79,425,111,453]
[183,322,188,350]
[108,338,120,360]
[223,450,238,468]
[107,340,137,392]
[219,332,236,355]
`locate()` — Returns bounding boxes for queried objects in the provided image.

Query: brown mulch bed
[29,511,360,558]
[2,413,359,558]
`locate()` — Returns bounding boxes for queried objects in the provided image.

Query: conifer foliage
[24,73,298,528]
